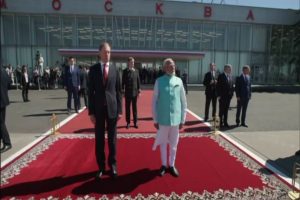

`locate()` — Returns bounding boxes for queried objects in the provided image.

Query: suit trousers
[67,86,79,110]
[78,88,88,108]
[236,98,249,124]
[95,107,117,170]
[0,107,11,145]
[219,97,231,125]
[204,94,217,119]
[125,96,138,124]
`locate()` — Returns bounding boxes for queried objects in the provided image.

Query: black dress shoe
[126,124,130,129]
[236,123,240,127]
[1,144,11,153]
[159,166,167,176]
[169,166,179,177]
[241,123,248,127]
[110,165,118,179]
[134,124,138,129]
[224,123,230,128]
[0,144,12,153]
[95,169,105,180]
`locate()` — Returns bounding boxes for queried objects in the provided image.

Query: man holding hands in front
[152,58,187,177]
[88,42,122,180]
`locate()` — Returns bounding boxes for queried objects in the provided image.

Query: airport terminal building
[1,0,299,84]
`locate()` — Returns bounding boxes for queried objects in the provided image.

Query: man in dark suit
[21,65,30,102]
[122,57,141,129]
[64,57,81,114]
[88,42,122,180]
[203,63,218,122]
[235,65,251,127]
[78,65,88,108]
[1,67,12,153]
[217,64,234,128]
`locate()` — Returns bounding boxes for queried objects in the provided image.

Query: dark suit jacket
[21,73,29,87]
[216,73,234,98]
[203,71,218,96]
[88,63,122,119]
[80,70,88,89]
[1,68,11,108]
[235,74,251,99]
[122,68,140,98]
[64,65,81,89]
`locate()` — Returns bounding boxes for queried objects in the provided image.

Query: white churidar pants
[153,125,179,167]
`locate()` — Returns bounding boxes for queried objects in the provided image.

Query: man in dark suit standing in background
[122,57,141,129]
[203,63,218,122]
[21,65,30,102]
[1,67,12,153]
[217,64,234,128]
[235,65,252,127]
[88,42,122,180]
[78,65,88,109]
[64,57,81,114]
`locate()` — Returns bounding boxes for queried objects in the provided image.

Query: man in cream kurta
[152,58,187,177]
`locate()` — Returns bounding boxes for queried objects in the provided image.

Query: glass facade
[1,14,299,84]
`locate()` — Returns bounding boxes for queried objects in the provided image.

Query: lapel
[107,62,113,85]
[226,73,232,86]
[210,71,215,80]
[242,74,249,85]
[95,63,104,87]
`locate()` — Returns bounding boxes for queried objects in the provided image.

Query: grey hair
[163,58,175,75]
[224,64,232,70]
[242,65,250,71]
[163,58,175,67]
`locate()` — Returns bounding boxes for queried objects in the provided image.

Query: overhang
[58,49,205,59]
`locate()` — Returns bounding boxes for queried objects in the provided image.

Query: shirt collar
[101,62,109,67]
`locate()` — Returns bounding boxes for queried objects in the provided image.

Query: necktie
[103,63,108,84]
[227,74,231,82]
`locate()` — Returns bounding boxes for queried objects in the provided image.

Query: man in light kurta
[152,58,187,177]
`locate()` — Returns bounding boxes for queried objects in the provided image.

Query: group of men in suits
[64,57,89,114]
[203,63,252,128]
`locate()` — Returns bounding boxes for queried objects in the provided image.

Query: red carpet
[58,90,210,134]
[0,134,291,199]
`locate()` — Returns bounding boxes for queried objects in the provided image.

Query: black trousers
[22,83,29,102]
[78,88,88,108]
[67,86,79,110]
[204,95,217,119]
[236,98,249,124]
[183,83,188,94]
[125,96,138,125]
[0,107,11,145]
[219,96,231,125]
[95,107,117,170]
